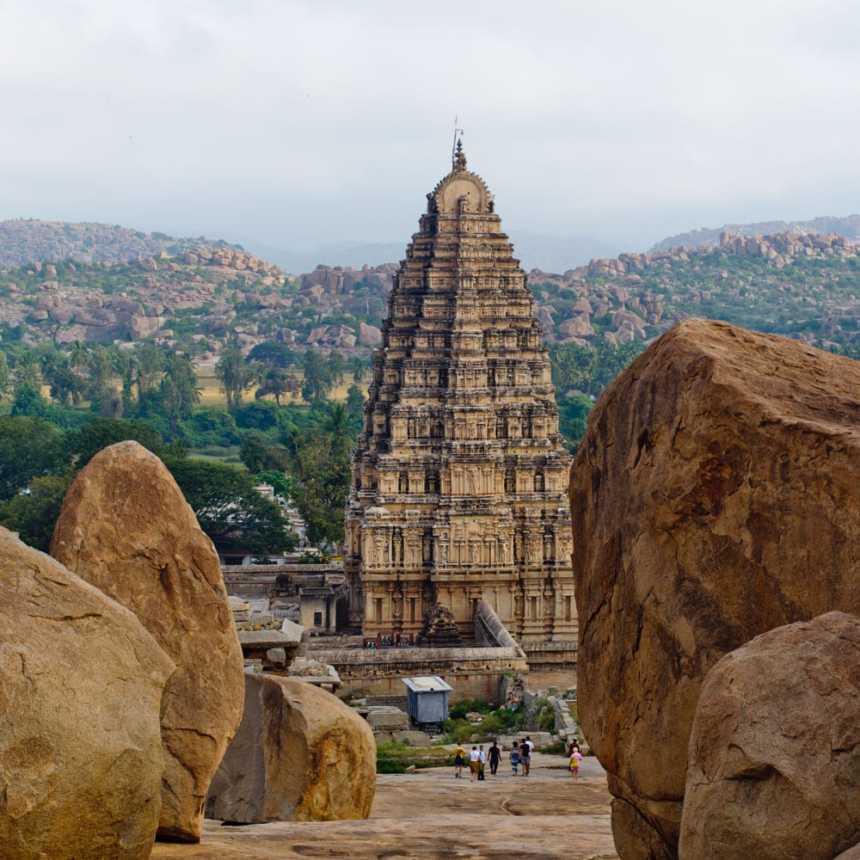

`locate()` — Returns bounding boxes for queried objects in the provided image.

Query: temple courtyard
[153,753,617,859]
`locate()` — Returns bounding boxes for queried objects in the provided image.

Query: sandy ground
[153,753,617,859]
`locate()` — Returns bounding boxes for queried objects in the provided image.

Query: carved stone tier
[344,141,575,646]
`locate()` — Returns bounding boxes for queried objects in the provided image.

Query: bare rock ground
[154,753,617,859]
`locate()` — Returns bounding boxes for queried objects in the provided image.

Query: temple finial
[453,136,467,171]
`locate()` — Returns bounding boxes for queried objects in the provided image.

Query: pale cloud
[0,0,857,266]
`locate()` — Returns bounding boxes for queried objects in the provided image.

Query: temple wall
[312,644,529,706]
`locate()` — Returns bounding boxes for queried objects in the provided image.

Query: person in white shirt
[478,745,486,780]
[469,746,481,782]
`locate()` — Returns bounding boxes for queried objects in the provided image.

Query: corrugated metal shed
[402,676,452,725]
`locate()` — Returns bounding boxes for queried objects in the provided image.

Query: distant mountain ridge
[651,214,860,253]
[4,217,860,365]
[0,219,239,268]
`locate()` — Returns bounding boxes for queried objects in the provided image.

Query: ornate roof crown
[430,140,494,215]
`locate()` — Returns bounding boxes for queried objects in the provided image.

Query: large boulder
[680,612,860,860]
[51,442,244,843]
[206,674,376,823]
[570,320,860,858]
[358,321,382,347]
[0,527,174,859]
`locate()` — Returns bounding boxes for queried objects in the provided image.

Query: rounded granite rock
[570,319,860,858]
[0,526,174,859]
[51,441,245,843]
[681,612,860,859]
[206,674,376,824]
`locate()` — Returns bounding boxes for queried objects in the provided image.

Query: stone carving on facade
[344,145,576,645]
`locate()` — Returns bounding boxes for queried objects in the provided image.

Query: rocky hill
[651,214,860,252]
[529,230,860,356]
[0,219,235,268]
[3,223,860,363]
[0,248,392,359]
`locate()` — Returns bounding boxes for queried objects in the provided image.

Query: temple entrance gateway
[344,141,576,647]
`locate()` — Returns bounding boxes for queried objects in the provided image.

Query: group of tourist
[452,736,584,780]
[453,737,536,780]
[362,632,414,649]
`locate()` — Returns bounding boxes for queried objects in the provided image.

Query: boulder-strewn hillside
[4,221,860,362]
[651,214,860,252]
[0,246,288,357]
[530,230,860,356]
[0,219,235,267]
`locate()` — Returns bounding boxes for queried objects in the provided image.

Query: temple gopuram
[344,141,576,670]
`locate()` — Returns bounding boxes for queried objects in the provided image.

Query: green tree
[12,351,41,389]
[66,417,168,469]
[349,355,366,383]
[549,342,597,393]
[134,342,165,395]
[282,401,355,547]
[346,384,365,432]
[166,457,295,556]
[326,352,346,386]
[85,346,117,415]
[247,341,296,368]
[0,416,66,500]
[0,474,71,551]
[557,394,593,452]
[300,349,333,402]
[10,382,49,418]
[216,344,256,411]
[158,353,200,435]
[255,366,294,406]
[40,351,86,406]
[0,351,11,399]
[238,430,289,474]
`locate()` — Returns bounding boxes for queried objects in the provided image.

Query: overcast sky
[1,0,858,267]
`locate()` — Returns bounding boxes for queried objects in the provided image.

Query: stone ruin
[416,603,463,647]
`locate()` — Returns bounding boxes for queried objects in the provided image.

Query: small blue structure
[403,676,452,727]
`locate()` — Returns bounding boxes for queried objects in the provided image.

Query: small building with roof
[402,675,453,727]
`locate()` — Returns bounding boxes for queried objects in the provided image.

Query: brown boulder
[680,612,860,860]
[358,321,382,347]
[559,315,595,339]
[206,674,376,823]
[570,320,860,857]
[51,442,244,843]
[0,527,174,859]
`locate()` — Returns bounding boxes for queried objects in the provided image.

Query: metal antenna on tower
[451,116,464,167]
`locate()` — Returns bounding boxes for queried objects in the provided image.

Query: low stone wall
[522,640,578,691]
[312,644,528,705]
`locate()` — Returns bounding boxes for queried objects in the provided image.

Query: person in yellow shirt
[453,744,466,779]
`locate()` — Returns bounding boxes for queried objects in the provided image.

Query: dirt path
[154,754,617,859]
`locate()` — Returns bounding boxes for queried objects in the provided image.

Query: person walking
[488,741,502,776]
[477,745,487,781]
[569,744,583,778]
[510,744,520,776]
[454,744,466,779]
[469,745,480,782]
[519,738,531,777]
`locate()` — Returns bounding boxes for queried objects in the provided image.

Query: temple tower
[344,141,575,647]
